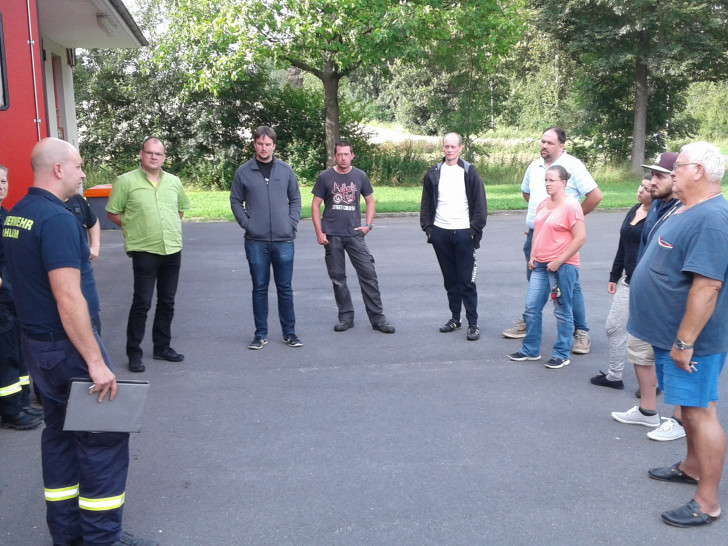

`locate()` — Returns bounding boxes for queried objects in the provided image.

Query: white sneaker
[647,417,686,441]
[502,318,526,339]
[571,329,591,354]
[611,405,660,427]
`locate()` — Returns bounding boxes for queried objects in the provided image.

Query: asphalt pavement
[2,211,727,545]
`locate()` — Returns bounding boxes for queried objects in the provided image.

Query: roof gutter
[107,0,149,47]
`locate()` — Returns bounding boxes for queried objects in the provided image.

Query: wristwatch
[365,223,374,230]
[674,339,694,350]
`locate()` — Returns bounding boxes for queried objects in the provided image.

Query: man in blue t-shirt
[311,140,394,334]
[2,139,156,546]
[628,141,728,528]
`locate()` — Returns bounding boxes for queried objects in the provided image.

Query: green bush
[177,156,239,191]
[354,141,435,186]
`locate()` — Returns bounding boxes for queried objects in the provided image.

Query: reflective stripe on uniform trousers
[0,380,22,397]
[79,492,125,511]
[44,484,79,502]
[19,374,29,386]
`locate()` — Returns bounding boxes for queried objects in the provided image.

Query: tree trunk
[630,56,648,173]
[321,61,340,164]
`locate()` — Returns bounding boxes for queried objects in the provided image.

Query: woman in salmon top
[508,165,586,369]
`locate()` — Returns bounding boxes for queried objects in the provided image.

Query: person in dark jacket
[230,126,303,350]
[420,132,487,341]
[0,163,43,430]
[590,173,652,389]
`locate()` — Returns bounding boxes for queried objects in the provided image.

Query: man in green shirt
[106,137,190,372]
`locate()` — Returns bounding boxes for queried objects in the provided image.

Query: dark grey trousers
[324,234,386,325]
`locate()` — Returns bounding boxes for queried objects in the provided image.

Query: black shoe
[662,499,719,527]
[372,321,395,334]
[545,357,570,369]
[23,405,44,419]
[507,351,541,361]
[648,461,699,484]
[1,410,43,430]
[153,347,184,362]
[112,531,160,546]
[284,334,303,347]
[636,386,662,398]
[248,337,268,350]
[466,325,480,341]
[334,321,354,332]
[439,319,461,333]
[590,371,625,390]
[129,358,145,373]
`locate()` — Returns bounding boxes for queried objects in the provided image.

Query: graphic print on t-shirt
[332,181,357,210]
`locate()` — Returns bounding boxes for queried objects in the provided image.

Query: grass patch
[184,175,656,222]
[164,136,728,221]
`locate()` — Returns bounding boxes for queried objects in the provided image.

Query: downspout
[25,0,42,141]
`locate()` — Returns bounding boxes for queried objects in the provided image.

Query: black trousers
[0,302,29,415]
[430,226,478,326]
[126,251,181,359]
[21,332,129,545]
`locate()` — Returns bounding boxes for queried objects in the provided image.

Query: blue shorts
[654,348,727,408]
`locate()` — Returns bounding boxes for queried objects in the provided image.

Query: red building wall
[0,0,48,208]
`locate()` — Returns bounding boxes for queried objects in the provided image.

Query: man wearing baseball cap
[609,151,687,443]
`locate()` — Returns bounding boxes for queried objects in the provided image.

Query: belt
[23,330,69,342]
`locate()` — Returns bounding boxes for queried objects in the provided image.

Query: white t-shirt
[434,163,470,229]
[520,151,598,229]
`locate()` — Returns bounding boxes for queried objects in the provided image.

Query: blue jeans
[245,240,296,338]
[523,230,587,332]
[520,262,579,360]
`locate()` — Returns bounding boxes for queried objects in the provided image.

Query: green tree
[75,1,370,188]
[382,52,510,142]
[494,20,578,132]
[534,0,728,170]
[164,0,525,159]
[683,81,728,139]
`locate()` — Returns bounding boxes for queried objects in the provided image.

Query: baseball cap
[640,152,679,174]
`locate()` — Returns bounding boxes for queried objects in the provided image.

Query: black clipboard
[63,378,150,433]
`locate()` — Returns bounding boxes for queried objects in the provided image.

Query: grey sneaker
[502,318,526,339]
[611,405,660,427]
[545,357,570,369]
[571,329,591,354]
[466,325,480,341]
[284,334,303,347]
[247,337,268,350]
[647,417,686,441]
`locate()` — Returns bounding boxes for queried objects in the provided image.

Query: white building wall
[41,37,78,147]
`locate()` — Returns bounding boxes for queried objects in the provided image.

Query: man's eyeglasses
[673,162,698,170]
[142,151,165,158]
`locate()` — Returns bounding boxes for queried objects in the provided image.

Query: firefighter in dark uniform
[2,139,156,546]
[0,163,42,429]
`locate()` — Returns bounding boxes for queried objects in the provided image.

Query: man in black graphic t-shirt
[311,140,395,334]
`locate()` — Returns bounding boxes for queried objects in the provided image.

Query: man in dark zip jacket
[420,132,488,341]
[231,126,303,350]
